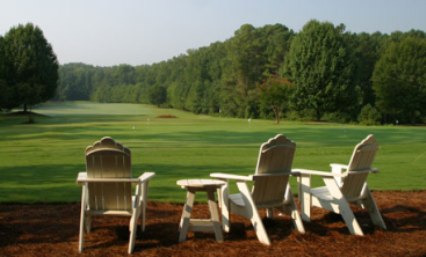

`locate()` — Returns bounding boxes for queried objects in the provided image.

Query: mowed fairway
[0,101,425,203]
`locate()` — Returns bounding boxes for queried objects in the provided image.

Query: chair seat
[229,193,245,206]
[311,186,333,201]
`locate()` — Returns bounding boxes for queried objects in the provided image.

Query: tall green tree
[226,24,265,117]
[349,32,386,107]
[284,20,358,120]
[2,23,58,112]
[224,24,293,118]
[149,86,167,107]
[0,36,10,110]
[57,63,95,100]
[258,75,294,124]
[372,36,426,123]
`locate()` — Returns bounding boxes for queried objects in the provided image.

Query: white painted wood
[219,183,230,232]
[323,177,364,235]
[362,186,387,229]
[189,219,217,232]
[237,181,271,245]
[294,135,386,236]
[330,163,347,186]
[211,134,305,245]
[177,179,225,242]
[207,190,224,242]
[178,191,195,242]
[210,173,253,181]
[77,137,155,254]
[285,189,305,233]
[78,184,87,253]
[293,169,345,177]
[297,174,312,222]
[128,209,139,254]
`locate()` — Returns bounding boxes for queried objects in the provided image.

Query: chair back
[251,134,296,207]
[341,134,378,199]
[85,137,132,212]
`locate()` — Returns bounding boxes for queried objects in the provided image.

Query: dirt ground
[0,191,425,257]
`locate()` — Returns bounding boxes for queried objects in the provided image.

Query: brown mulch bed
[0,191,425,257]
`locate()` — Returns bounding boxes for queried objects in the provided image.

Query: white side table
[177,179,225,242]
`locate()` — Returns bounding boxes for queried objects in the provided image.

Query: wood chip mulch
[0,191,425,257]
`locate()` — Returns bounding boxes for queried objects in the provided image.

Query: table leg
[179,190,195,242]
[207,190,223,242]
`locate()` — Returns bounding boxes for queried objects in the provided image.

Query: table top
[177,179,226,189]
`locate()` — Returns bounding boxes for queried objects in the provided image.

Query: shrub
[358,104,382,125]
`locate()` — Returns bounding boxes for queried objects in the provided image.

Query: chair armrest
[292,168,345,178]
[371,167,379,173]
[330,163,348,174]
[76,171,141,184]
[330,163,348,171]
[330,163,379,174]
[76,172,87,185]
[253,173,291,178]
[210,173,253,181]
[137,172,155,183]
[348,168,380,174]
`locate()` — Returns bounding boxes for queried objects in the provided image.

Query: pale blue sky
[1,0,425,66]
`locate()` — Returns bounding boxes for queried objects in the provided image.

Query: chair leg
[85,214,91,233]
[140,183,148,232]
[323,178,364,236]
[286,192,305,234]
[128,210,139,254]
[266,208,274,219]
[236,182,271,246]
[219,183,231,233]
[298,175,312,222]
[362,188,387,229]
[79,185,87,253]
[140,200,146,232]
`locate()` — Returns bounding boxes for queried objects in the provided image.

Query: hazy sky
[1,0,425,66]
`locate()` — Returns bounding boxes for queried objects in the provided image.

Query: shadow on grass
[0,162,256,203]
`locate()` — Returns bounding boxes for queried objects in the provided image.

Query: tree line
[3,21,424,124]
[57,21,426,124]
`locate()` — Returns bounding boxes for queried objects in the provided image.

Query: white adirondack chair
[293,134,387,236]
[76,137,155,254]
[211,134,305,245]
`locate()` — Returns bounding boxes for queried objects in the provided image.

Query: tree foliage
[358,104,381,125]
[284,20,358,120]
[373,35,426,123]
[2,23,58,111]
[258,76,294,124]
[149,86,167,107]
[0,36,12,111]
[53,21,425,124]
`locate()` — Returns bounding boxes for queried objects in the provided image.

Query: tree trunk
[23,103,28,113]
[273,107,281,124]
[315,108,321,121]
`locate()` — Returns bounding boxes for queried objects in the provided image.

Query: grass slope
[0,101,425,202]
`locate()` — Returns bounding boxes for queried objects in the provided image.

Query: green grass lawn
[0,101,425,203]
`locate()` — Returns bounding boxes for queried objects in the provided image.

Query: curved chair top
[255,134,296,175]
[348,134,378,171]
[85,136,130,156]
